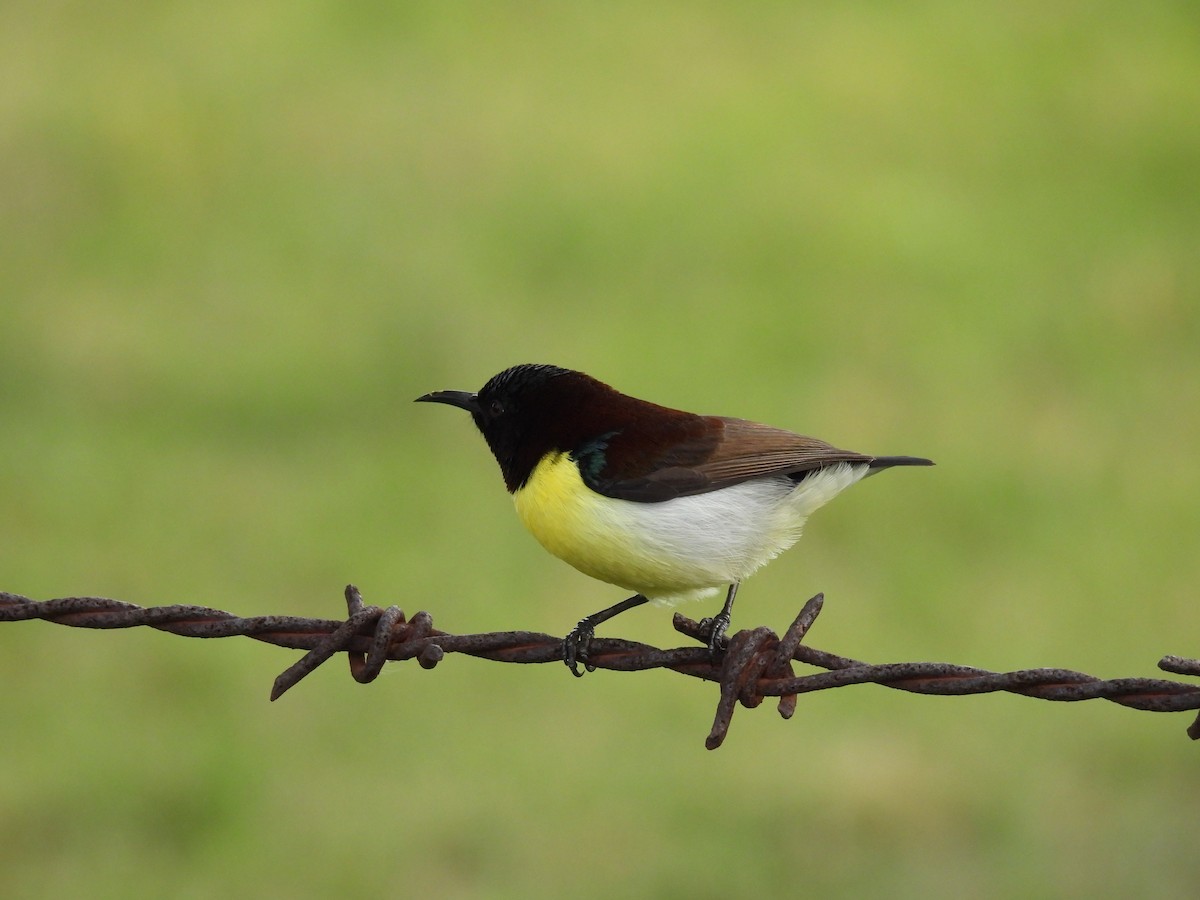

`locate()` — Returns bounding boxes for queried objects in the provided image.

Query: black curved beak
[415,390,481,414]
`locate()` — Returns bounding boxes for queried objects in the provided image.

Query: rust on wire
[2,587,1199,749]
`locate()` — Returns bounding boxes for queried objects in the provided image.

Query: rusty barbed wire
[3,587,1198,749]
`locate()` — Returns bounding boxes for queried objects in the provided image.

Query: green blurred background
[3,2,1198,897]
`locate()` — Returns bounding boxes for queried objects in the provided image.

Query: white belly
[513,453,869,605]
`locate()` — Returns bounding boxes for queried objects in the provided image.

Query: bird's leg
[563,593,649,677]
[700,582,739,658]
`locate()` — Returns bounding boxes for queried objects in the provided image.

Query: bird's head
[417,363,603,491]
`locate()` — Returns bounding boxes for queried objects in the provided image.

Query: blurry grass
[3,2,1200,898]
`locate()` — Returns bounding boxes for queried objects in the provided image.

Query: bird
[416,364,932,676]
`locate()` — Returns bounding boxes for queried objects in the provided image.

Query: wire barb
[3,588,1198,749]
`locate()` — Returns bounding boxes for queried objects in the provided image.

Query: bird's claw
[699,612,731,660]
[563,622,597,677]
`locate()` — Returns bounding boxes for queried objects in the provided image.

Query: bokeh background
[3,3,1198,897]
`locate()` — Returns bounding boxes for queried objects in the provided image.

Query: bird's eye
[488,399,505,417]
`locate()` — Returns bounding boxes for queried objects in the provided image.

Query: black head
[417,364,610,491]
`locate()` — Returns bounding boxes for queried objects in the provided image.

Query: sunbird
[418,364,932,675]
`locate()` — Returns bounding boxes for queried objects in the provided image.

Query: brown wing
[588,416,874,502]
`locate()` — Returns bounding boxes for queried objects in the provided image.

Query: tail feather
[867,455,935,473]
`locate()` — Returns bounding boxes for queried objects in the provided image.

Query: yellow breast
[508,451,662,592]
[512,451,718,602]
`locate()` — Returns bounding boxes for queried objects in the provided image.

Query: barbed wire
[3,586,1198,749]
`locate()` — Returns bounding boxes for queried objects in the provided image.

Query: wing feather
[589,417,873,503]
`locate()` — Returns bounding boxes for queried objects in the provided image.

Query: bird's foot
[562,621,598,677]
[699,611,732,660]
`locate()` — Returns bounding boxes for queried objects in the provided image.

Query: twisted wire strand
[3,587,1197,749]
